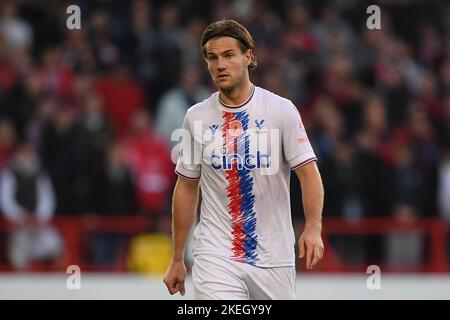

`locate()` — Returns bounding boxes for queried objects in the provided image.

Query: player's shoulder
[256,86,299,114]
[185,91,218,118]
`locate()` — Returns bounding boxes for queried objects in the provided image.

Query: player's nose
[217,57,226,71]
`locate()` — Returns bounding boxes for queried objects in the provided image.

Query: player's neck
[219,80,254,107]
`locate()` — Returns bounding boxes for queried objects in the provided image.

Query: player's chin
[215,79,235,91]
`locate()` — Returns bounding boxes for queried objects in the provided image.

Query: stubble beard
[216,70,245,96]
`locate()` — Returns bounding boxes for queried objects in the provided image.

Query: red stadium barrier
[301,217,450,273]
[0,216,150,272]
[0,216,449,273]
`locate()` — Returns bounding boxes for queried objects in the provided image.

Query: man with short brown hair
[164,20,324,300]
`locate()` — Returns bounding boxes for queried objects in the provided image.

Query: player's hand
[298,223,324,270]
[163,260,187,296]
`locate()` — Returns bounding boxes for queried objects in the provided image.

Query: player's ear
[245,49,252,67]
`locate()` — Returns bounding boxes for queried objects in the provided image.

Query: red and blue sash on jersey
[222,111,258,265]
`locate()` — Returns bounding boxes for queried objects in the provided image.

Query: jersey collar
[217,85,256,113]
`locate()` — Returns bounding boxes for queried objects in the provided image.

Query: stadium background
[0,0,449,299]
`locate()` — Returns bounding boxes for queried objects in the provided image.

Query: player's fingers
[306,242,313,269]
[319,245,325,259]
[299,238,305,258]
[169,285,179,295]
[310,245,321,268]
[166,281,179,295]
[179,281,186,296]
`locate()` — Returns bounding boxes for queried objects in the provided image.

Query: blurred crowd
[0,0,449,271]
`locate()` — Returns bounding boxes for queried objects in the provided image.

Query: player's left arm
[295,161,324,270]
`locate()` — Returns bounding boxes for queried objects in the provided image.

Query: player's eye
[207,55,217,61]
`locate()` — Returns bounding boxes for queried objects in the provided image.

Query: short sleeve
[282,103,317,170]
[175,111,201,180]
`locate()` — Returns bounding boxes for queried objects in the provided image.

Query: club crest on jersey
[228,120,243,136]
[209,124,219,136]
[255,119,265,129]
[255,119,265,134]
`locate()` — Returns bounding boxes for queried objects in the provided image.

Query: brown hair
[201,20,257,71]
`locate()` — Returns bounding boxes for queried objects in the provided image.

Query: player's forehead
[204,36,241,55]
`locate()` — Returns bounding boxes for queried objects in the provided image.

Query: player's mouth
[217,74,230,80]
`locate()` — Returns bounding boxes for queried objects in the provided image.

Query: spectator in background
[246,1,282,49]
[131,0,158,91]
[308,95,342,220]
[123,109,175,224]
[320,52,355,108]
[25,96,57,154]
[353,96,392,264]
[418,23,442,69]
[95,62,145,137]
[259,64,293,101]
[156,64,210,146]
[418,71,443,121]
[0,38,21,115]
[92,142,137,216]
[62,29,97,74]
[311,3,357,70]
[282,4,316,61]
[325,142,365,265]
[385,204,424,270]
[1,61,39,141]
[382,104,437,268]
[0,119,16,169]
[88,9,118,71]
[150,3,183,106]
[40,104,87,214]
[311,94,344,161]
[390,143,421,210]
[404,102,439,216]
[78,91,115,211]
[178,17,206,68]
[36,46,75,102]
[0,1,33,53]
[89,142,137,265]
[0,144,62,270]
[354,95,391,218]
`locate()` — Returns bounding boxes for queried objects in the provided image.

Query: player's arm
[164,176,200,296]
[295,161,324,270]
[172,176,199,262]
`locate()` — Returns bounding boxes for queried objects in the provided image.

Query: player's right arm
[163,176,199,296]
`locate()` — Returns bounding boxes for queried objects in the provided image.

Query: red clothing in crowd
[36,66,75,101]
[95,75,146,137]
[122,132,175,215]
[0,62,19,94]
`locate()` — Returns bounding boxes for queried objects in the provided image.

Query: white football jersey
[175,85,317,267]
